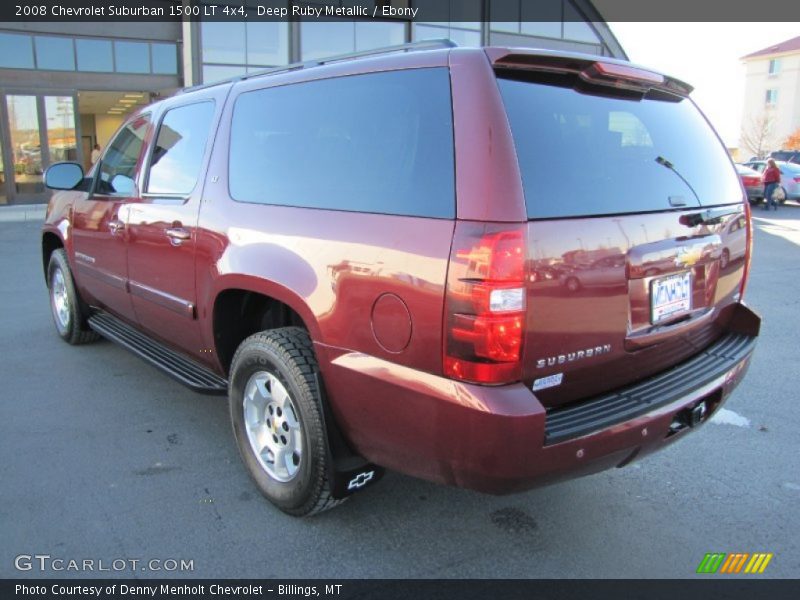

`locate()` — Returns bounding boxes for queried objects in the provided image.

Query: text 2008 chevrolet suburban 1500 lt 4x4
[41,41,760,516]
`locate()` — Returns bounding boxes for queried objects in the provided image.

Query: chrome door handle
[108,219,125,235]
[165,227,191,246]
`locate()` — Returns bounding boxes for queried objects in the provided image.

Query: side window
[96,115,150,196]
[228,68,455,218]
[146,101,216,195]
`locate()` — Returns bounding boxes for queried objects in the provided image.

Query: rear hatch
[493,53,749,408]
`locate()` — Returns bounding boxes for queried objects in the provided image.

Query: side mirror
[44,162,85,191]
[110,174,135,195]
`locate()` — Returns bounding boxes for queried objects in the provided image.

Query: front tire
[565,277,581,293]
[229,327,342,516]
[47,249,99,345]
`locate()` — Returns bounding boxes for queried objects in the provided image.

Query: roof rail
[181,39,457,95]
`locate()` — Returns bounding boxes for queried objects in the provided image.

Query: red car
[736,163,765,204]
[41,41,759,516]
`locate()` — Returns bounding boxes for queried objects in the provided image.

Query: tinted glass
[229,68,455,218]
[497,74,743,218]
[97,115,150,195]
[34,36,75,71]
[114,41,149,74]
[0,33,34,69]
[147,102,215,195]
[151,43,178,75]
[76,39,113,72]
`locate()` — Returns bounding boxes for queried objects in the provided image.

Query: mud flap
[314,371,384,499]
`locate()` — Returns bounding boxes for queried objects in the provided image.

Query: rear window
[497,72,742,219]
[229,68,455,218]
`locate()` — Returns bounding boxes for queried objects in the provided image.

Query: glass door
[0,120,6,204]
[7,95,44,196]
[44,96,78,164]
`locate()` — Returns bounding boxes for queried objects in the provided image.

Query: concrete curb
[0,204,47,223]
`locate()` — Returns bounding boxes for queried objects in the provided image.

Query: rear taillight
[794,176,800,183]
[741,200,753,299]
[443,222,526,384]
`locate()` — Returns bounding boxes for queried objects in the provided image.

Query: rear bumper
[744,185,764,201]
[319,303,760,494]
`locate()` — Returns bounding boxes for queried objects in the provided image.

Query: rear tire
[47,249,99,345]
[229,327,343,516]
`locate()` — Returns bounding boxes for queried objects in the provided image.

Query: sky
[608,23,800,148]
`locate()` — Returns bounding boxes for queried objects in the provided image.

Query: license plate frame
[650,271,692,324]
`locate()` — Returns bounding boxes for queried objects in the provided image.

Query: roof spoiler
[486,48,693,96]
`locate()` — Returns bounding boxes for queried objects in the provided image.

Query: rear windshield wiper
[655,155,701,206]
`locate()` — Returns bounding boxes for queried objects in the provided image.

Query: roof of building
[742,35,800,60]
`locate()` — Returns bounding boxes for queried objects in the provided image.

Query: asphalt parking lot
[1,207,798,579]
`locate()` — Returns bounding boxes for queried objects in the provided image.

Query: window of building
[300,21,354,60]
[7,95,43,194]
[202,20,289,83]
[229,68,455,218]
[0,33,34,69]
[768,59,781,76]
[114,41,150,74]
[151,43,178,75]
[413,23,481,47]
[300,21,407,61]
[202,64,247,84]
[202,22,246,64]
[246,21,288,65]
[97,115,150,196]
[146,102,215,195]
[355,21,405,51]
[0,123,7,203]
[34,36,75,71]
[76,39,113,72]
[766,89,779,106]
[44,96,77,163]
[491,0,601,45]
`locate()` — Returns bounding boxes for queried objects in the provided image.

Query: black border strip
[2,0,800,22]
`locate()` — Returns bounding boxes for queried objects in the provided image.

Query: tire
[229,327,343,516]
[565,277,581,293]
[779,187,787,205]
[47,249,100,345]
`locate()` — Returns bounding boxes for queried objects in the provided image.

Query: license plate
[651,272,692,324]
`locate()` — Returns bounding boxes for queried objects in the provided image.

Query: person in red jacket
[763,158,782,211]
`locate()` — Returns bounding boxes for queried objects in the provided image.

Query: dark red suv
[41,41,760,516]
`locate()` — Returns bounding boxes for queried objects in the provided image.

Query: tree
[784,128,800,150]
[740,112,778,159]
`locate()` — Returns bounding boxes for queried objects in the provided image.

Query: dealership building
[0,0,625,205]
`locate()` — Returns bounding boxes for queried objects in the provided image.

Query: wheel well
[213,289,307,375]
[42,233,63,279]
